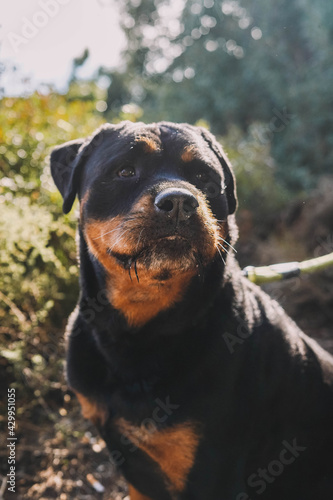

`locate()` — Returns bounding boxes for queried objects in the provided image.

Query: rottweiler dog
[51,121,333,500]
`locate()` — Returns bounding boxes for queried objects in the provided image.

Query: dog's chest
[116,416,201,497]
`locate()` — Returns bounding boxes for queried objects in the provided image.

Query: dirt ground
[0,377,129,500]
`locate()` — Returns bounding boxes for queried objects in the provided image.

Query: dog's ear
[50,138,86,214]
[199,128,237,215]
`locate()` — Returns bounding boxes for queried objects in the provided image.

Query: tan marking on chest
[128,484,153,500]
[117,418,201,493]
[74,392,107,426]
[107,268,196,327]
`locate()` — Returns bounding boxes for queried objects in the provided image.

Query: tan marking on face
[181,145,197,163]
[117,418,201,494]
[84,215,134,263]
[136,135,161,154]
[74,392,107,426]
[131,192,154,214]
[128,485,153,500]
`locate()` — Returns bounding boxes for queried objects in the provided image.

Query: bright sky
[0,0,126,94]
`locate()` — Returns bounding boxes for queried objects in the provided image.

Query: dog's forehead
[159,124,211,158]
[140,122,220,164]
[86,122,222,171]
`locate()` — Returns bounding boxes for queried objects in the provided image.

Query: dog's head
[51,121,237,327]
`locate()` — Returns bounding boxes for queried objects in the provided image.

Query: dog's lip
[156,235,187,241]
[107,234,190,263]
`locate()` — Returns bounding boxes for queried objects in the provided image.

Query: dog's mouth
[107,234,199,277]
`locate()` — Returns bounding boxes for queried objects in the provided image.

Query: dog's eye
[118,166,136,178]
[196,172,210,183]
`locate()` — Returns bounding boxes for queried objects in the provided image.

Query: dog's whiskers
[109,228,132,252]
[135,227,145,252]
[134,259,139,283]
[216,243,226,266]
[217,236,237,253]
[93,226,120,240]
[128,264,133,282]
[217,241,230,256]
[93,218,137,240]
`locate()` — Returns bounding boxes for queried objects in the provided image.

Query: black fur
[51,121,333,500]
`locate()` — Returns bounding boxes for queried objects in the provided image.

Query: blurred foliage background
[1,0,333,497]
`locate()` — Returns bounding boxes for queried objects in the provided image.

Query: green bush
[0,87,107,397]
[0,197,78,330]
[222,125,288,229]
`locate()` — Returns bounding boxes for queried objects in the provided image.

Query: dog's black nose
[154,188,199,221]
